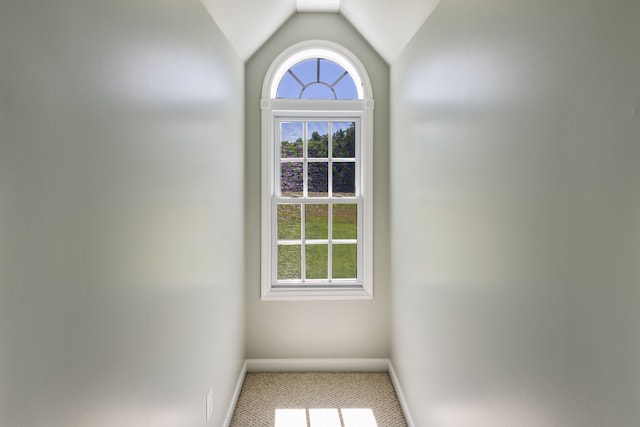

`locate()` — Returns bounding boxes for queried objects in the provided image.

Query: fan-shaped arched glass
[276,58,358,100]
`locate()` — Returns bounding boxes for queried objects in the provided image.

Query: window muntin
[274,119,361,285]
[276,58,358,100]
[262,41,373,300]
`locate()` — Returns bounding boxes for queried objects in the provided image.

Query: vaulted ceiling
[199,0,442,64]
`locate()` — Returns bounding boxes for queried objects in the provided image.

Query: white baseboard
[246,358,390,372]
[223,360,247,427]
[388,361,415,427]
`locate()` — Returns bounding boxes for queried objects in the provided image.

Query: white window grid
[261,41,373,300]
[273,119,362,287]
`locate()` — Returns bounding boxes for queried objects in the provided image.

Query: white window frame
[261,41,374,301]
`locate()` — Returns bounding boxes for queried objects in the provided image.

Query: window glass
[332,244,357,279]
[281,122,304,158]
[277,204,301,240]
[276,58,358,100]
[307,122,329,150]
[332,204,357,240]
[308,163,329,197]
[306,244,328,279]
[263,43,372,299]
[281,162,303,197]
[302,84,334,100]
[278,245,301,280]
[277,72,302,98]
[332,77,358,100]
[275,119,360,283]
[290,59,317,85]
[332,163,355,197]
[305,204,328,240]
[320,59,346,85]
[332,122,355,158]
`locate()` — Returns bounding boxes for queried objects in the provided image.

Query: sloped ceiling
[199,0,442,63]
[340,0,441,63]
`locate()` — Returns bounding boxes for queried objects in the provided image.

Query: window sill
[261,285,373,301]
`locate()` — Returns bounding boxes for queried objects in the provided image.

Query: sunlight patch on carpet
[275,407,378,427]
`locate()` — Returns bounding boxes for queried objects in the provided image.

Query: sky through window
[276,58,358,99]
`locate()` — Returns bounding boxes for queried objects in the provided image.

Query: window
[276,58,358,99]
[261,41,373,300]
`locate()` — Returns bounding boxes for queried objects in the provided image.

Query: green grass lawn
[277,203,357,280]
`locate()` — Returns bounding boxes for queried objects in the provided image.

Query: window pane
[278,204,301,240]
[332,244,357,279]
[332,204,357,239]
[301,83,335,99]
[276,72,302,99]
[306,204,328,240]
[290,58,317,85]
[332,162,355,197]
[332,122,356,158]
[306,244,328,279]
[278,245,301,280]
[320,59,346,86]
[307,122,329,159]
[307,122,328,151]
[281,122,303,158]
[308,135,328,158]
[276,58,359,100]
[308,162,328,197]
[332,75,358,99]
[281,162,303,197]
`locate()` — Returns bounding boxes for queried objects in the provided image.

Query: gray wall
[391,0,640,426]
[245,13,391,359]
[0,1,245,426]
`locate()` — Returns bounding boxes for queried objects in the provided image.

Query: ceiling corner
[340,0,442,64]
[199,0,442,64]
[200,0,296,61]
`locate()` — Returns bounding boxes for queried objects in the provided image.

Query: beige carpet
[229,372,407,427]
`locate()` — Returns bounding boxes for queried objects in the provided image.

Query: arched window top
[263,40,372,100]
[261,40,374,300]
[277,58,358,99]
